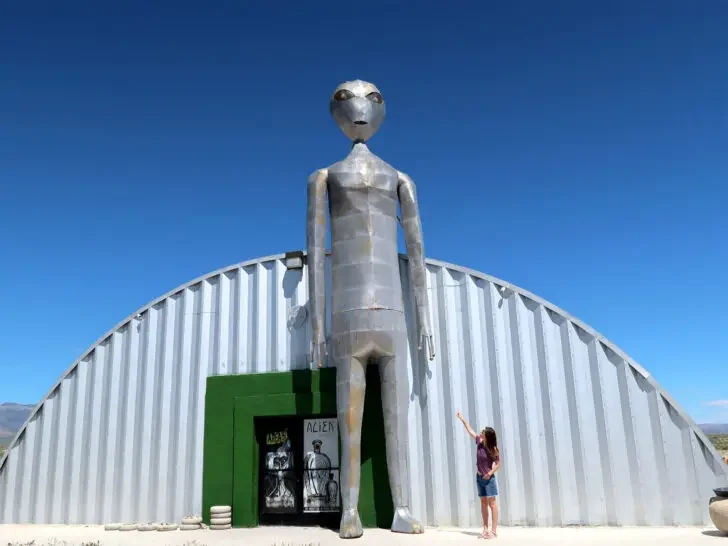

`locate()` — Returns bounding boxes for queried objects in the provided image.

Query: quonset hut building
[0,252,726,528]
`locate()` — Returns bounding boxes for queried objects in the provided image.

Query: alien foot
[391,506,424,534]
[339,508,364,539]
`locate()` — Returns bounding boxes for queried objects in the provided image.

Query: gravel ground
[0,525,725,546]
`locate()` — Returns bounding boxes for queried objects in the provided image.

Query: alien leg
[335,339,367,539]
[380,324,424,534]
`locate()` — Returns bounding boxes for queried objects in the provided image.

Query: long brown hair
[481,426,499,458]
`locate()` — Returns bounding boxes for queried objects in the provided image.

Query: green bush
[709,434,728,451]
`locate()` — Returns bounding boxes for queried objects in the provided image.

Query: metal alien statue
[306,79,436,539]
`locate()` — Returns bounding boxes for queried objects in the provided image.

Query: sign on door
[302,418,340,513]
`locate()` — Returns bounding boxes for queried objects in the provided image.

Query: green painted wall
[202,366,393,528]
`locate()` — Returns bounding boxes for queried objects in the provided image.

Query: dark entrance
[255,415,341,528]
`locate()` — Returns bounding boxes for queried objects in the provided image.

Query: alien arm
[306,168,328,345]
[397,171,433,343]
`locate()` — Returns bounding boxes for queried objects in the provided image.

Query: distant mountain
[0,403,34,442]
[700,423,728,435]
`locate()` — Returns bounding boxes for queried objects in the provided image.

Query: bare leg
[488,497,498,538]
[336,354,367,539]
[379,336,423,534]
[480,497,489,537]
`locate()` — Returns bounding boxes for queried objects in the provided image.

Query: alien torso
[327,143,404,315]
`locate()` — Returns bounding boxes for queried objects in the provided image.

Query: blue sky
[0,1,726,424]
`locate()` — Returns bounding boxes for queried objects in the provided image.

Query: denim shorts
[476,473,498,498]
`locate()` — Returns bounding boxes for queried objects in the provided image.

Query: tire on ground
[210,505,232,514]
[210,523,232,530]
[119,523,138,531]
[137,523,156,531]
[180,523,201,530]
[210,516,231,525]
[103,523,122,531]
[155,522,179,531]
[182,515,203,525]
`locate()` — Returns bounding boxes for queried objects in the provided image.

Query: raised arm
[397,170,435,361]
[456,410,477,440]
[306,168,328,368]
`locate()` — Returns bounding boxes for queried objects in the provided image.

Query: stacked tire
[154,522,179,531]
[180,515,203,530]
[209,505,232,530]
[103,522,178,532]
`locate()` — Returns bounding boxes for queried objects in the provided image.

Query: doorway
[255,415,341,528]
[209,368,393,528]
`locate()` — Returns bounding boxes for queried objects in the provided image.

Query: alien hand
[418,330,436,362]
[311,334,328,369]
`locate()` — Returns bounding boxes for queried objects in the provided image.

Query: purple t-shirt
[475,436,499,476]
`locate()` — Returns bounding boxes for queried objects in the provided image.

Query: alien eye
[334,89,355,102]
[366,92,383,104]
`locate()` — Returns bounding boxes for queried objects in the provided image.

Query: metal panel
[0,252,726,526]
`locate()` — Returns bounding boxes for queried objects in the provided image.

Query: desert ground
[1,524,726,546]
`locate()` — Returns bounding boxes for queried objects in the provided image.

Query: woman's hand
[457,410,477,439]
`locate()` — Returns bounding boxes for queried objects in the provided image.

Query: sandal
[485,531,497,539]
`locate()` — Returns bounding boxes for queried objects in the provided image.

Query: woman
[456,410,501,539]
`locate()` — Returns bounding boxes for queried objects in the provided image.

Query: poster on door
[262,427,297,511]
[302,418,340,512]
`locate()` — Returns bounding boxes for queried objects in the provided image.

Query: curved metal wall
[0,253,726,526]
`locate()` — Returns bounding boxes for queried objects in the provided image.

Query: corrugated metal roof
[0,252,725,526]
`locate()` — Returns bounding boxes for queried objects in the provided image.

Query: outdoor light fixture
[284,250,305,270]
[498,284,513,298]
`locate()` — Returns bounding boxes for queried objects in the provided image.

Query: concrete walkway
[0,524,725,545]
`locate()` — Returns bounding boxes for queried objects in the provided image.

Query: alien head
[329,80,385,143]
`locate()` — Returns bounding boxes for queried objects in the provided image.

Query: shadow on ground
[702,530,727,538]
[436,528,483,537]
